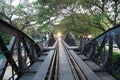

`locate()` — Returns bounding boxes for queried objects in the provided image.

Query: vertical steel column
[102,34,113,69]
[34,44,41,57]
[40,40,43,54]
[96,35,107,61]
[21,36,35,64]
[108,34,113,67]
[29,45,38,62]
[87,42,97,59]
[0,36,21,76]
[17,34,28,71]
[0,37,15,79]
[0,59,8,79]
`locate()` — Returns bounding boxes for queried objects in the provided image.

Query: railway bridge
[0,19,120,80]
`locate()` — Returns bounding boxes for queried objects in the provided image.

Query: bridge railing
[64,32,77,46]
[63,25,120,79]
[0,19,42,79]
[79,25,120,77]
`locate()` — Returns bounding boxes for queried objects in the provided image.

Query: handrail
[0,19,35,43]
[92,24,120,42]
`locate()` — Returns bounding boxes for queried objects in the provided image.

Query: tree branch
[0,12,12,24]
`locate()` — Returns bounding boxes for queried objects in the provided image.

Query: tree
[57,14,103,37]
[0,0,37,43]
[34,0,77,28]
[13,3,37,31]
[0,0,16,24]
[34,0,119,34]
[0,0,37,31]
[78,0,120,28]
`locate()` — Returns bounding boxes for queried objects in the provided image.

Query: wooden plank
[42,52,48,55]
[32,50,54,80]
[59,39,75,80]
[39,55,47,60]
[68,46,79,50]
[69,50,101,80]
[43,40,57,50]
[62,40,78,50]
[96,72,116,80]
[19,40,58,80]
[48,47,55,50]
[19,55,46,80]
[29,61,43,71]
[43,47,55,50]
[84,60,100,70]
[78,55,88,60]
[19,73,35,80]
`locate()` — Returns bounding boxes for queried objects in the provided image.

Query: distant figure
[84,34,89,46]
[45,32,50,48]
[79,32,84,48]
[49,32,54,40]
[48,32,55,46]
[84,34,88,40]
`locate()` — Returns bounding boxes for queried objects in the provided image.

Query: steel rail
[62,39,87,80]
[54,44,59,80]
[45,41,58,80]
[32,40,58,80]
[47,49,57,80]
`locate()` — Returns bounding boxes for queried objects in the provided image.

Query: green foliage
[112,51,120,64]
[0,1,37,32]
[112,51,120,79]
[34,0,120,37]
[34,0,77,25]
[0,1,37,44]
[57,14,103,38]
[0,0,120,43]
[0,32,11,45]
[0,53,4,60]
[78,0,120,25]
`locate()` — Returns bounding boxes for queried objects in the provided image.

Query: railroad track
[61,38,87,80]
[0,18,118,80]
[25,38,116,80]
[40,38,100,80]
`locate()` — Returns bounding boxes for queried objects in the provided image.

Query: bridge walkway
[19,38,116,80]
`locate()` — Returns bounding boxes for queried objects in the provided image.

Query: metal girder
[64,32,77,46]
[0,19,35,44]
[92,24,120,49]
[79,24,120,70]
[0,18,41,57]
[92,25,120,66]
[95,35,108,60]
[21,36,38,64]
[17,36,28,71]
[0,37,16,79]
[0,59,7,79]
[101,34,113,68]
[0,19,42,79]
[0,36,22,76]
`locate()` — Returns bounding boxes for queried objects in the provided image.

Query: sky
[12,0,36,6]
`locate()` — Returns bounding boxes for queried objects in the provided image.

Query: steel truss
[80,25,120,72]
[0,19,42,79]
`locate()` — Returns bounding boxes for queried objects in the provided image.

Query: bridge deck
[58,39,75,80]
[18,39,116,80]
[0,18,119,80]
